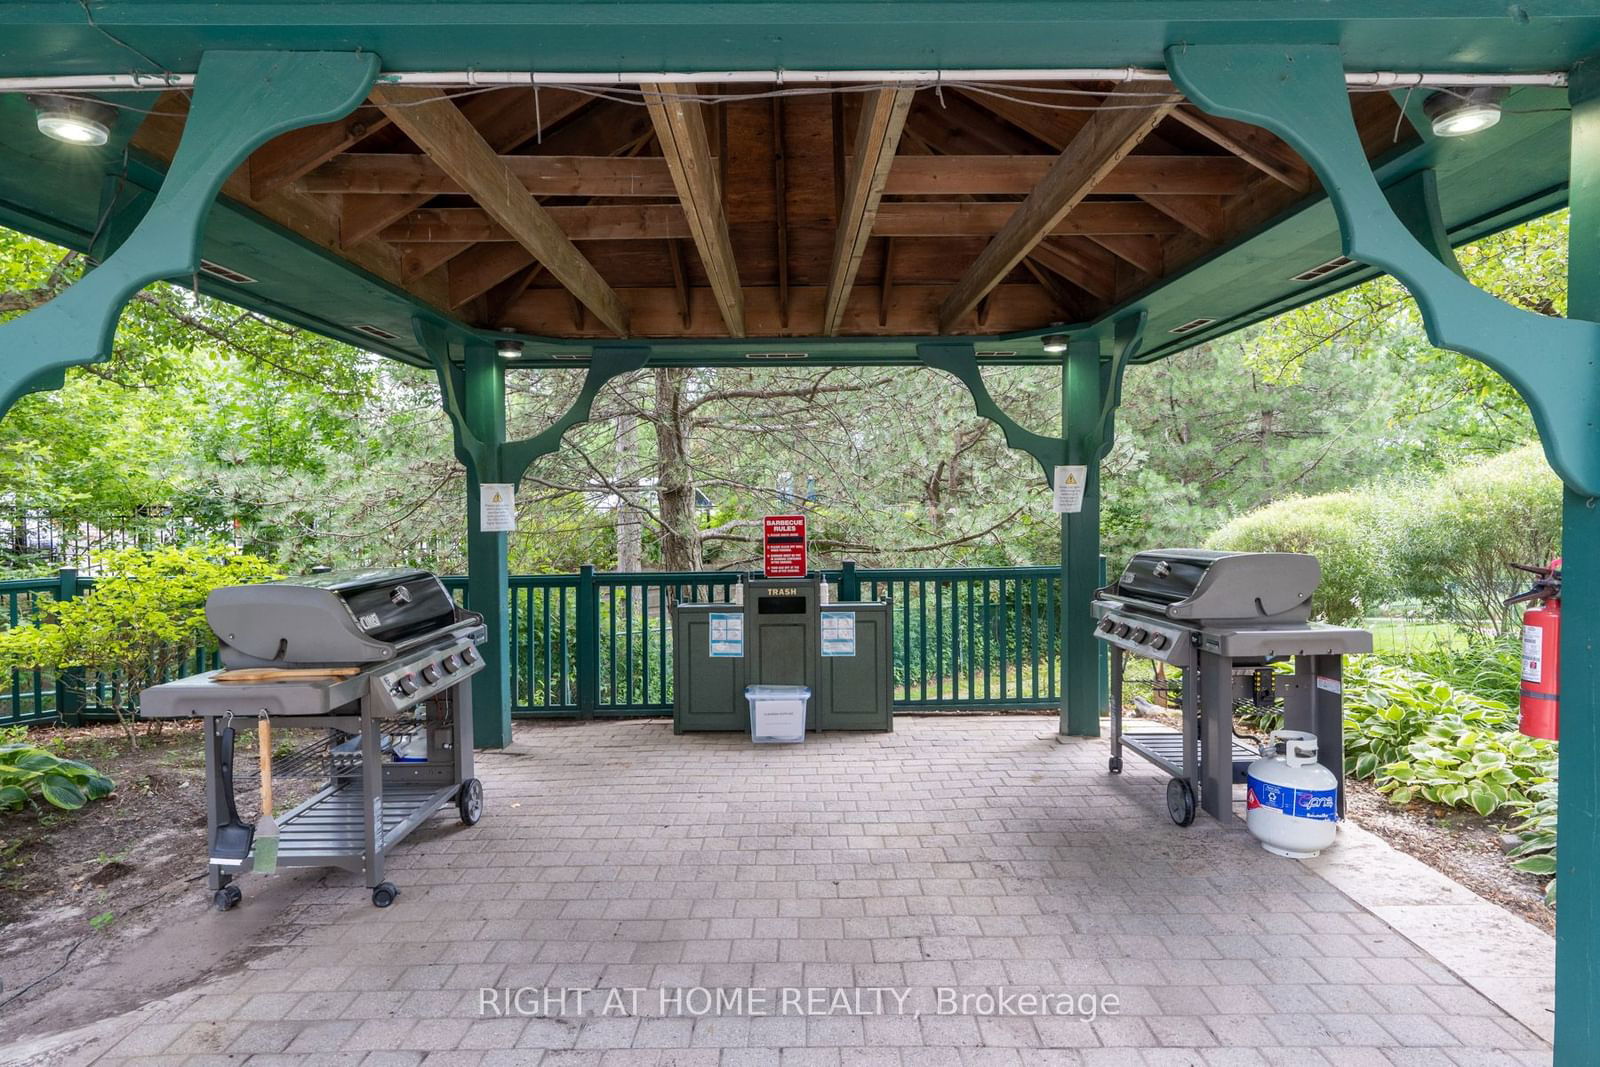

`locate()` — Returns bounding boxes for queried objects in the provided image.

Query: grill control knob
[397,674,419,695]
[442,654,461,674]
[1115,623,1133,638]
[1098,618,1116,633]
[461,647,479,665]
[1149,634,1168,651]
[1132,628,1150,643]
[420,664,441,684]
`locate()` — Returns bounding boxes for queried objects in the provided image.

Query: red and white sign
[763,514,808,579]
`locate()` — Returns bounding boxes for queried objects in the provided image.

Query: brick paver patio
[76,715,1549,1066]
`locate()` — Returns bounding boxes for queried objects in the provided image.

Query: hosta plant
[0,743,114,811]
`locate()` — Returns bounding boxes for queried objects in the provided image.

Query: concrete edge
[1306,820,1555,1045]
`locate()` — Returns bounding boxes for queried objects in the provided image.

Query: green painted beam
[3,3,1600,76]
[1059,336,1104,738]
[462,339,513,750]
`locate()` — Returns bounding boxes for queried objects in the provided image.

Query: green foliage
[1386,444,1562,631]
[1509,768,1559,906]
[0,546,280,748]
[1378,634,1523,708]
[1206,493,1389,624]
[0,742,113,813]
[1343,657,1551,813]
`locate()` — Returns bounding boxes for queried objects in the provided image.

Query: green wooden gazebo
[0,2,1597,1056]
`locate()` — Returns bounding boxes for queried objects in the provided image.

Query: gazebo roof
[0,4,1586,366]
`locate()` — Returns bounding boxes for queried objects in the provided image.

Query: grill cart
[141,569,487,909]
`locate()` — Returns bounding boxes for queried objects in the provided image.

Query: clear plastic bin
[746,684,810,743]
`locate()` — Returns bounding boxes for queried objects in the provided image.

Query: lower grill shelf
[253,781,455,868]
[1121,729,1260,784]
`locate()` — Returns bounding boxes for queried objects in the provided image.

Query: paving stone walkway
[71,716,1551,1066]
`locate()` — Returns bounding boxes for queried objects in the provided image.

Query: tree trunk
[615,410,643,573]
[653,368,703,571]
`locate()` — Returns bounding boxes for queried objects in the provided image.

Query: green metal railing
[457,562,1097,718]
[3,563,1100,727]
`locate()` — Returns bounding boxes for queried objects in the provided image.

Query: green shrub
[1207,492,1389,624]
[1387,444,1561,632]
[1509,766,1558,905]
[0,545,281,750]
[1378,633,1522,707]
[0,742,113,812]
[1343,658,1552,817]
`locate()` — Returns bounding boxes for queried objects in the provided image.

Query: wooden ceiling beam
[1027,240,1118,302]
[339,89,591,248]
[377,200,1182,244]
[249,105,391,201]
[1085,233,1165,277]
[938,83,1180,331]
[309,151,1251,199]
[396,241,471,282]
[1167,107,1312,192]
[371,85,629,335]
[822,86,914,335]
[642,83,745,337]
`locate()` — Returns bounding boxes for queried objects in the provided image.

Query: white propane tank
[1245,730,1339,858]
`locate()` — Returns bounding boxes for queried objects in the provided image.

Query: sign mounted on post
[763,514,808,578]
[1052,466,1087,514]
[480,483,517,531]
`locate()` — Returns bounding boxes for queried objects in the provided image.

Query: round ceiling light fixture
[28,94,115,147]
[496,337,524,360]
[1423,87,1507,139]
[1040,334,1070,354]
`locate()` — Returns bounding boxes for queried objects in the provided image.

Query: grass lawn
[1364,617,1477,655]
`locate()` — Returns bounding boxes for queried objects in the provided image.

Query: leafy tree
[0,546,281,749]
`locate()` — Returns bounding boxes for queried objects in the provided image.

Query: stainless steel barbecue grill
[141,569,487,910]
[1093,549,1371,826]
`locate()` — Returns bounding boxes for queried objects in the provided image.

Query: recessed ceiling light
[1169,317,1217,335]
[28,94,115,147]
[496,338,524,360]
[1423,88,1506,138]
[1040,334,1070,354]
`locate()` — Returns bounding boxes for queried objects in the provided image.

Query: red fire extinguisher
[1506,559,1561,740]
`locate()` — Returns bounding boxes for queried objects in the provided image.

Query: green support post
[840,560,861,602]
[1556,56,1600,1064]
[1097,555,1109,716]
[576,564,600,717]
[1058,340,1103,738]
[54,567,84,727]
[462,341,512,749]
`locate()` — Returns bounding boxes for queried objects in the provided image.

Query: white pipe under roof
[0,68,1571,93]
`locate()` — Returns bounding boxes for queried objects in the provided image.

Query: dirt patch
[0,721,315,1045]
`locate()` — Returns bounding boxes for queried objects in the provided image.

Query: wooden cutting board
[213,667,361,684]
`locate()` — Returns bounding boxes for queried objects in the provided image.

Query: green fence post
[54,568,85,726]
[840,560,860,602]
[577,564,600,718]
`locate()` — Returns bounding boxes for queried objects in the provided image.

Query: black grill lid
[1106,549,1320,623]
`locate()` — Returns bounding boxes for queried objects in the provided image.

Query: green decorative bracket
[416,317,650,485]
[1166,44,1600,497]
[1094,311,1147,460]
[917,342,1064,486]
[0,51,379,418]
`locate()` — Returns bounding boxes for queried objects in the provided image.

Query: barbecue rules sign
[763,514,808,579]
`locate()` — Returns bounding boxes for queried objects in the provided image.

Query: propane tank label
[1521,625,1543,683]
[1246,774,1338,822]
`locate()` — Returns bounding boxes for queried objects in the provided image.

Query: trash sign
[763,514,807,578]
[821,611,857,656]
[709,613,744,657]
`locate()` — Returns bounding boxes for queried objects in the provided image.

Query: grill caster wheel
[457,777,483,826]
[1108,756,1123,775]
[213,884,242,912]
[1166,778,1197,827]
[371,882,399,908]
